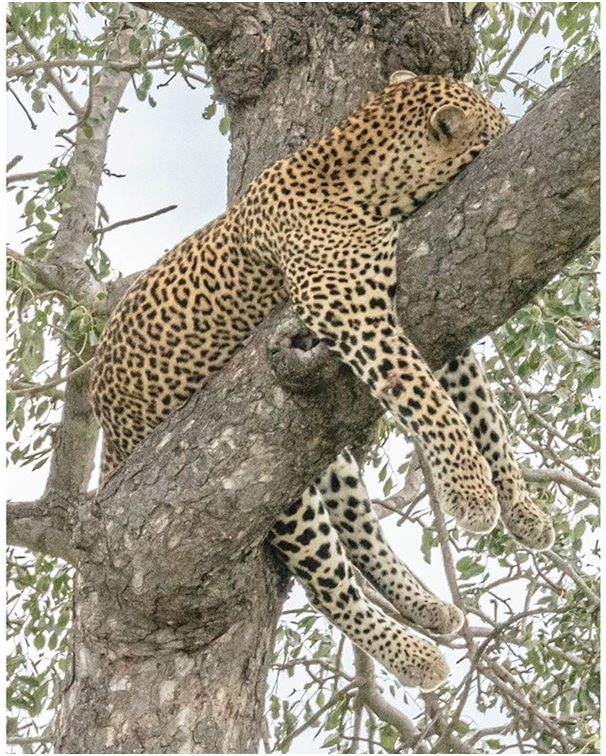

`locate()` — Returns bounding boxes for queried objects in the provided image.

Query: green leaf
[380,724,398,752]
[454,720,470,735]
[128,35,141,56]
[421,527,434,564]
[219,112,230,136]
[456,556,484,579]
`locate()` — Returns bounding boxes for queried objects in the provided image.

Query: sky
[6,6,576,754]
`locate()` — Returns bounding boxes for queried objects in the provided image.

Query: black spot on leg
[296,528,318,545]
[276,540,301,554]
[300,556,321,572]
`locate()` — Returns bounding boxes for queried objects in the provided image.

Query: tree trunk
[13,4,593,753]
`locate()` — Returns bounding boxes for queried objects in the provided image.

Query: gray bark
[7,3,598,753]
[42,9,145,504]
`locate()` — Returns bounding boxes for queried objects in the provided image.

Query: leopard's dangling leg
[269,486,449,691]
[438,350,555,550]
[284,258,500,537]
[316,451,463,634]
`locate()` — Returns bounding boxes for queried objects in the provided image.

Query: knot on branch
[267,315,336,393]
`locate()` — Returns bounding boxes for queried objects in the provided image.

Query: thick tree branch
[136,2,259,48]
[6,12,151,567]
[397,54,599,366]
[38,19,136,304]
[7,497,83,565]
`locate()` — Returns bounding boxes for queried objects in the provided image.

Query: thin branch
[522,466,600,500]
[94,203,177,237]
[495,6,547,82]
[556,325,600,357]
[8,83,38,130]
[7,33,200,77]
[7,248,88,304]
[6,169,45,185]
[544,550,600,607]
[7,56,138,77]
[352,646,430,752]
[6,736,53,746]
[7,154,24,172]
[8,358,95,398]
[10,21,84,115]
[519,430,600,489]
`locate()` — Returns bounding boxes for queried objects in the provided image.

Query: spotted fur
[92,74,554,689]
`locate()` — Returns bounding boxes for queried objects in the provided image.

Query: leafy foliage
[6,3,217,751]
[5,2,600,754]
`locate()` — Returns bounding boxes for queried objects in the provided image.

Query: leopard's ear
[389,70,417,85]
[428,104,474,142]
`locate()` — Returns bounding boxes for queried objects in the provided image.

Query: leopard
[91,71,555,692]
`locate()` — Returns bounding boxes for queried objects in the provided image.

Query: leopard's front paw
[394,639,450,691]
[500,491,555,551]
[439,479,500,534]
[413,600,464,636]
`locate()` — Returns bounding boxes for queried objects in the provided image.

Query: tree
[6,3,599,754]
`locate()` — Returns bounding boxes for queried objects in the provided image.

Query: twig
[544,550,600,607]
[503,74,542,100]
[272,682,357,751]
[494,339,586,453]
[522,466,600,500]
[495,6,547,82]
[8,83,38,130]
[94,204,177,237]
[7,154,24,172]
[10,20,84,115]
[57,67,95,139]
[8,358,95,398]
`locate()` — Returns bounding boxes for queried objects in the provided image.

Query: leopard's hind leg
[269,486,449,691]
[316,451,463,635]
[438,350,555,550]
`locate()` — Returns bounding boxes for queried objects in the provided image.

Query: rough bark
[39,17,136,303]
[8,3,598,753]
[397,52,600,366]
